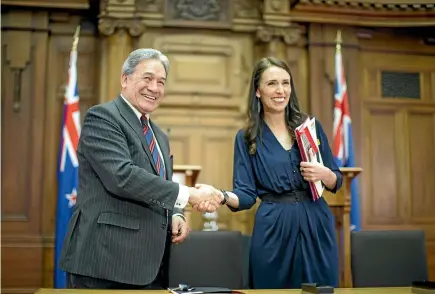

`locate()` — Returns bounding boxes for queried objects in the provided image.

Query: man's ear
[121,73,128,88]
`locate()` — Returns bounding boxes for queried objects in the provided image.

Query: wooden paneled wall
[1,9,100,293]
[358,30,435,279]
[2,3,435,293]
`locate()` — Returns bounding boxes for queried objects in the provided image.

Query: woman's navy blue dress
[231,120,343,289]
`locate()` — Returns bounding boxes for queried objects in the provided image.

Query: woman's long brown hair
[244,57,307,155]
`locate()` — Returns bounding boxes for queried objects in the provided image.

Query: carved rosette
[98,18,145,37]
[256,24,302,45]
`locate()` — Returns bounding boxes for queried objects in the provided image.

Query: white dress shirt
[121,95,189,211]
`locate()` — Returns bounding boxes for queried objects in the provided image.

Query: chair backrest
[351,230,428,287]
[241,234,251,289]
[169,230,244,289]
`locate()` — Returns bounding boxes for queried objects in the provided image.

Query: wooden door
[361,50,435,279]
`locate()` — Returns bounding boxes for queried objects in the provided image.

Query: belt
[259,190,311,203]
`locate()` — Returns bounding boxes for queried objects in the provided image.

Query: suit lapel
[114,96,158,175]
[150,121,172,180]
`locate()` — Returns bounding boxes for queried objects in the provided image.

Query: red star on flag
[65,188,77,208]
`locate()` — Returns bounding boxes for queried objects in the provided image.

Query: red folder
[295,117,324,201]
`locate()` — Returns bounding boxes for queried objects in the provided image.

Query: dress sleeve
[316,120,343,193]
[229,130,258,212]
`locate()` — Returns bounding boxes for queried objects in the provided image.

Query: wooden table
[35,287,411,294]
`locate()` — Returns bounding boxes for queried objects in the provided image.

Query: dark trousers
[67,229,172,289]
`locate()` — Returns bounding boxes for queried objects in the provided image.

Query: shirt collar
[120,94,149,121]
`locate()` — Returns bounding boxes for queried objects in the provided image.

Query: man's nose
[147,79,158,92]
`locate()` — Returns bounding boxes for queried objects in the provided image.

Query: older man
[59,48,221,289]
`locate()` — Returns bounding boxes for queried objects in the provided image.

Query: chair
[241,234,251,289]
[169,230,244,289]
[351,230,428,287]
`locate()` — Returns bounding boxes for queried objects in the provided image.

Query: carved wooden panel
[363,107,402,224]
[143,33,253,112]
[408,112,435,222]
[1,10,49,294]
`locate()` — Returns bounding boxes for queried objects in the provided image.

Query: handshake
[187,184,223,213]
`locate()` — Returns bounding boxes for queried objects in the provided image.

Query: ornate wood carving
[164,0,232,28]
[298,0,435,11]
[291,0,435,26]
[98,18,144,36]
[256,23,303,45]
[98,0,145,36]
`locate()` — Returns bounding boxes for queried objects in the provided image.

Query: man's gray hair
[121,48,169,77]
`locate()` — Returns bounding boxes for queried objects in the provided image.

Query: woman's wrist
[322,169,337,189]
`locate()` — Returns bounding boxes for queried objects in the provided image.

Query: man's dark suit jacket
[60,96,184,286]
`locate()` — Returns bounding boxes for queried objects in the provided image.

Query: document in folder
[295,117,325,201]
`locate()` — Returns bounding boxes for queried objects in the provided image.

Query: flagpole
[335,30,342,52]
[72,25,81,51]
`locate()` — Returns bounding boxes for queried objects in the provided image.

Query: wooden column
[98,19,144,102]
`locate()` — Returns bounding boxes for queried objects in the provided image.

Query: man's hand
[192,184,222,212]
[188,184,222,213]
[171,215,189,244]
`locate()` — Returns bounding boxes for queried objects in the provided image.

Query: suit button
[161,224,166,229]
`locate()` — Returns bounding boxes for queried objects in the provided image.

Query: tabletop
[35,287,412,294]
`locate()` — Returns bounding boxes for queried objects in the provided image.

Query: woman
[201,57,343,289]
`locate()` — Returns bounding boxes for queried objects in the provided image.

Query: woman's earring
[257,99,261,114]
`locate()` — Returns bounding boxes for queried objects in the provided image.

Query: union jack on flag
[332,37,361,231]
[54,33,81,288]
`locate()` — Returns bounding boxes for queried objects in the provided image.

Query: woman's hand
[300,160,330,183]
[300,149,337,190]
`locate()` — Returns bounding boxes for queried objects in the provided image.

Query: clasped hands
[188,184,222,213]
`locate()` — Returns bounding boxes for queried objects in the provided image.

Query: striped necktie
[141,115,166,179]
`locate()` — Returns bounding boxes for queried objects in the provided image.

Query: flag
[54,26,81,288]
[332,31,361,231]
